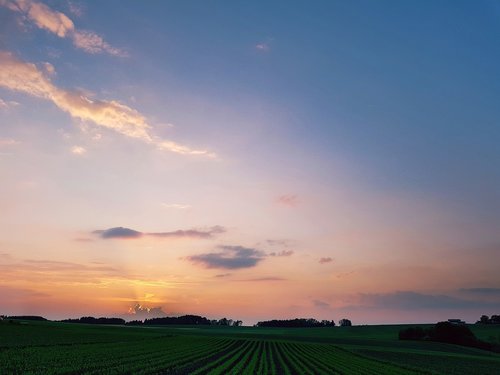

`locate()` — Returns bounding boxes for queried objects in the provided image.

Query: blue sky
[1,0,499,324]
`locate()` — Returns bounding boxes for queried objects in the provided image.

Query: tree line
[256,318,352,328]
[58,315,242,326]
[477,315,500,324]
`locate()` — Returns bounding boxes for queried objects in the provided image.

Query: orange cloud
[0,51,215,157]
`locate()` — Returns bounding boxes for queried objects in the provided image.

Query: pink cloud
[319,257,333,264]
[276,194,299,207]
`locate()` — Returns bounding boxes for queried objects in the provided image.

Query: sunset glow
[1,0,500,325]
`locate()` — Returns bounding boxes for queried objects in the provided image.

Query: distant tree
[256,318,334,328]
[125,320,143,326]
[478,315,490,324]
[475,314,500,324]
[7,315,47,321]
[218,318,229,326]
[233,320,243,327]
[491,315,500,324]
[321,320,336,327]
[338,319,352,327]
[144,315,210,326]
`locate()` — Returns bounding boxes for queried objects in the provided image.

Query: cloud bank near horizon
[93,226,226,240]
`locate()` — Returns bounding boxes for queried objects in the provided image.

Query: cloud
[276,194,298,207]
[269,250,294,257]
[348,291,500,311]
[42,61,55,75]
[94,227,142,239]
[313,299,331,309]
[1,0,124,56]
[93,226,225,240]
[238,277,286,282]
[22,259,118,273]
[66,1,84,18]
[460,288,500,295]
[319,257,333,264]
[126,303,167,320]
[72,30,125,56]
[0,98,20,109]
[161,203,192,210]
[0,138,19,146]
[0,285,49,299]
[71,145,86,155]
[214,273,232,278]
[187,245,266,269]
[149,226,226,239]
[266,239,294,247]
[0,51,215,157]
[255,43,270,51]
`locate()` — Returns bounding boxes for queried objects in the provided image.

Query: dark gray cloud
[187,245,266,269]
[347,291,500,311]
[460,288,500,295]
[93,226,225,240]
[313,299,331,309]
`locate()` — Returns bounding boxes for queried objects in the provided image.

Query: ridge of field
[1,320,500,374]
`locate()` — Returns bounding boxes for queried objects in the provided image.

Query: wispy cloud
[0,51,215,157]
[319,257,333,264]
[0,138,19,146]
[94,226,226,240]
[313,299,331,309]
[214,273,232,278]
[346,291,500,310]
[266,239,294,247]
[0,98,20,109]
[276,194,299,207]
[71,145,86,155]
[238,277,286,282]
[161,203,192,210]
[460,288,500,295]
[1,0,125,56]
[187,245,266,269]
[255,43,270,51]
[269,250,294,257]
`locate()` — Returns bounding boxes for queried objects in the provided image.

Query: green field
[1,320,500,374]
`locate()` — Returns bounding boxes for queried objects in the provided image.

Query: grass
[1,320,499,374]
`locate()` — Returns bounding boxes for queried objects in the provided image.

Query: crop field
[1,321,500,374]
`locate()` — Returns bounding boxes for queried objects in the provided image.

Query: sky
[1,0,500,325]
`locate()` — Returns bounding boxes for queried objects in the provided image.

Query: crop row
[0,335,424,374]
